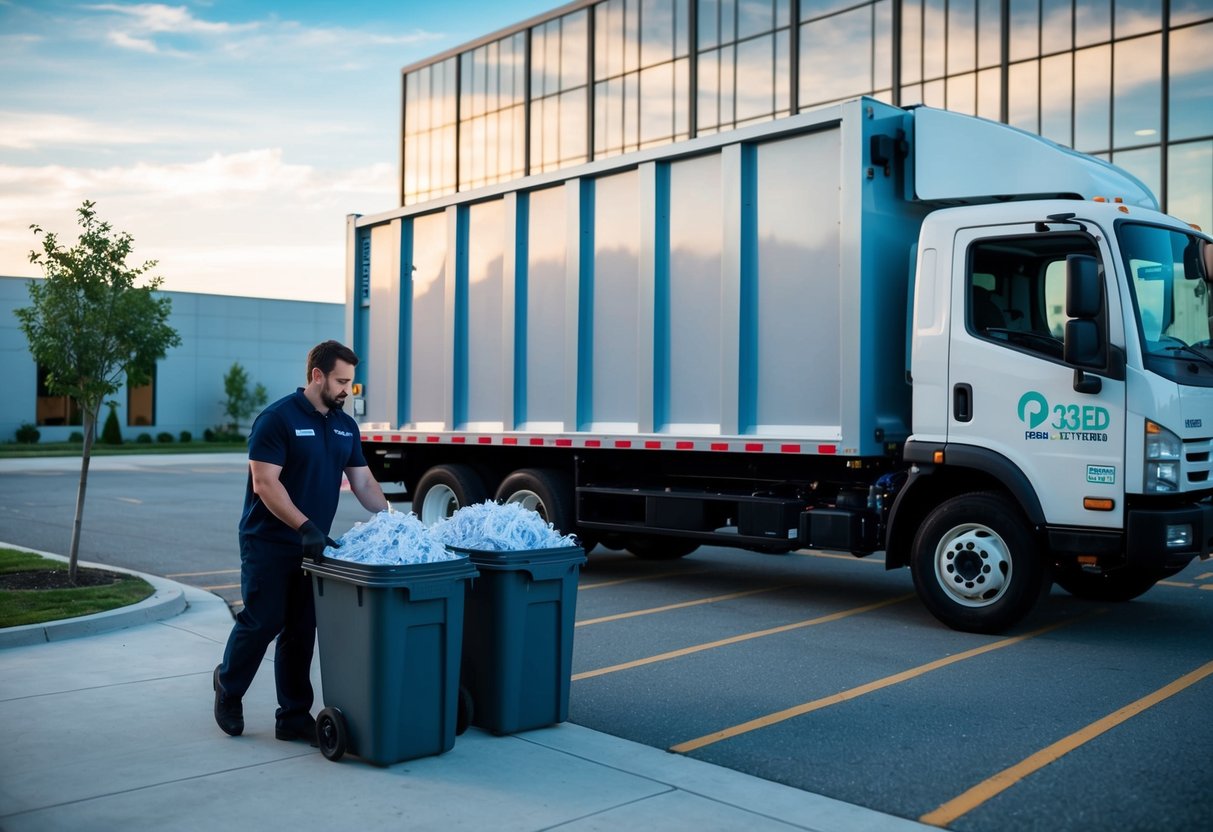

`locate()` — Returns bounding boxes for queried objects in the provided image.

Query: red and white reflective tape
[361,432,843,455]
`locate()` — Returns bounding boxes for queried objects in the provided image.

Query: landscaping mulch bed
[0,567,129,591]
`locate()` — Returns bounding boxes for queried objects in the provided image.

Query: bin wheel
[316,707,348,762]
[457,685,474,736]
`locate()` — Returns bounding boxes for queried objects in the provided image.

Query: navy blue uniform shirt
[239,389,367,544]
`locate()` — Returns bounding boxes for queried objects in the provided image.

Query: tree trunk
[68,408,97,585]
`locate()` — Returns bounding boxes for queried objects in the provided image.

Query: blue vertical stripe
[653,163,671,431]
[514,193,529,427]
[453,206,469,428]
[738,144,758,434]
[398,220,413,426]
[577,180,595,430]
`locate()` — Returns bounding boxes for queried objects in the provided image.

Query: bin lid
[303,553,477,588]
[446,545,586,569]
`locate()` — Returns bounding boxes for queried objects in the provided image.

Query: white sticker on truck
[1086,464,1116,484]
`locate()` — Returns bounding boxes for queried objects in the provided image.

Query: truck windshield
[1119,222,1213,361]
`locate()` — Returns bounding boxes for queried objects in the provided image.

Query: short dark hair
[307,340,359,380]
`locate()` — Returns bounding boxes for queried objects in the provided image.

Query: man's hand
[298,519,338,561]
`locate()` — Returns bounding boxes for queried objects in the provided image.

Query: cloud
[0,111,176,150]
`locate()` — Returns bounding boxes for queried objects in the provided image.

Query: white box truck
[346,97,1213,633]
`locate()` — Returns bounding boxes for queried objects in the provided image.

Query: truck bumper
[1125,501,1213,568]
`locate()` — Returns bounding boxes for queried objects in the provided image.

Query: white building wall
[0,277,343,443]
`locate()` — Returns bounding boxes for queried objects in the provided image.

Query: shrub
[100,403,123,445]
[203,428,215,442]
[179,430,192,443]
[15,423,40,444]
[135,433,153,444]
[156,432,174,443]
[69,431,84,443]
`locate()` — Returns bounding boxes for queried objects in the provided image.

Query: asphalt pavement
[0,543,933,832]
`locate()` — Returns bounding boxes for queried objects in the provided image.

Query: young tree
[16,201,181,583]
[222,362,268,436]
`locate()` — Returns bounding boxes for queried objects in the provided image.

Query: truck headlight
[1145,420,1181,493]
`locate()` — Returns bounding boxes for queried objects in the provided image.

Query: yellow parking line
[669,612,1099,754]
[576,585,790,626]
[920,658,1213,827]
[1157,580,1195,588]
[573,593,913,682]
[202,583,241,591]
[1195,572,1212,581]
[166,569,240,578]
[579,568,709,590]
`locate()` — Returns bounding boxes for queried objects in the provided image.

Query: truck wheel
[910,492,1048,634]
[495,469,574,535]
[626,536,699,560]
[1053,563,1172,602]
[414,464,489,525]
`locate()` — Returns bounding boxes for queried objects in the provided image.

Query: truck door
[946,225,1126,529]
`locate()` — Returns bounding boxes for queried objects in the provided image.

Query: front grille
[1184,438,1213,485]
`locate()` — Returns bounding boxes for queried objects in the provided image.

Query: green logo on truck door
[1017,390,1110,441]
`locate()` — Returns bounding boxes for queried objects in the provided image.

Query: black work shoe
[213,665,243,737]
[275,715,319,747]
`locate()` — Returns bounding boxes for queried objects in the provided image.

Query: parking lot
[1,454,1211,830]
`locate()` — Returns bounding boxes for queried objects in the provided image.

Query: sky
[0,0,565,303]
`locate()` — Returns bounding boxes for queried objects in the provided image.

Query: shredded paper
[325,500,578,565]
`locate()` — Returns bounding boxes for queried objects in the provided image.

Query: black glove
[299,519,338,561]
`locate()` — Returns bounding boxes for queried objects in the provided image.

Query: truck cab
[893,198,1213,632]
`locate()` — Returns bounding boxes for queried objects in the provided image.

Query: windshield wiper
[1163,343,1213,371]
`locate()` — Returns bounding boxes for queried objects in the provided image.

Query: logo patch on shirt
[333,428,353,438]
[295,429,315,437]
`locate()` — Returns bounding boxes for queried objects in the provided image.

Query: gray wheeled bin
[304,555,477,765]
[452,544,586,735]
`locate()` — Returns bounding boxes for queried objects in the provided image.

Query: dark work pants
[217,535,315,723]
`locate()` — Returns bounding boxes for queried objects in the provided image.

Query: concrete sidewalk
[0,549,931,832]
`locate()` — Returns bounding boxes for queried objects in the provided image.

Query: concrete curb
[0,544,187,649]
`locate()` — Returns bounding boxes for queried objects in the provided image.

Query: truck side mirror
[1064,254,1107,385]
[1066,254,1101,318]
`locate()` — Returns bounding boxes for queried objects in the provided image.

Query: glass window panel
[700,0,720,48]
[1040,53,1074,146]
[901,83,923,107]
[922,78,945,108]
[641,0,675,66]
[1112,35,1160,148]
[698,47,720,129]
[976,66,1001,120]
[1169,22,1213,141]
[902,0,922,85]
[441,58,458,126]
[559,88,587,165]
[1115,0,1162,38]
[1008,60,1040,134]
[596,0,620,78]
[531,22,549,96]
[721,43,736,124]
[1074,45,1111,152]
[674,57,690,139]
[1009,0,1040,62]
[1172,1,1213,27]
[735,33,776,122]
[738,0,774,40]
[562,11,588,88]
[774,28,790,113]
[946,72,976,116]
[546,21,562,93]
[977,0,1001,68]
[801,1,857,21]
[1075,0,1111,48]
[625,71,640,147]
[486,42,499,114]
[1167,141,1213,233]
[625,0,641,71]
[640,61,674,144]
[875,0,893,90]
[948,0,976,75]
[800,9,873,107]
[440,124,456,195]
[676,0,690,56]
[924,0,946,79]
[1042,0,1073,55]
[1112,146,1160,202]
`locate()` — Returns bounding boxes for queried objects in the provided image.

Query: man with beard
[213,340,389,743]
